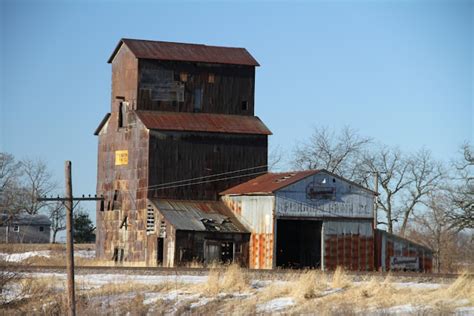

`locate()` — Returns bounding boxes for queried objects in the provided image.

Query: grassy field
[1,263,473,315]
[1,244,473,315]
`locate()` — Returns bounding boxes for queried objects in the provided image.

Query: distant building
[0,212,51,243]
[221,170,377,270]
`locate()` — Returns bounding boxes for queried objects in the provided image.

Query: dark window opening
[241,101,248,111]
[13,225,19,232]
[193,88,203,112]
[157,237,164,265]
[147,207,155,233]
[112,247,124,262]
[39,226,44,232]
[100,200,105,212]
[112,248,119,262]
[118,103,123,128]
[118,101,128,128]
[112,190,121,210]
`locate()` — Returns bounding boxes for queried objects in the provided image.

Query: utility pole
[64,161,75,316]
[374,171,379,230]
[36,161,103,316]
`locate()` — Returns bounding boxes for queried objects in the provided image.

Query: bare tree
[448,143,473,230]
[49,201,66,243]
[293,126,371,179]
[19,158,56,215]
[269,144,285,171]
[362,146,412,233]
[398,149,444,235]
[408,193,460,273]
[0,153,24,236]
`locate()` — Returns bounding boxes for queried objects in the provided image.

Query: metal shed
[221,169,377,270]
[147,199,250,267]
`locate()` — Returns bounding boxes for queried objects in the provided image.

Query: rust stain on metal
[221,170,319,195]
[109,38,260,66]
[135,111,271,135]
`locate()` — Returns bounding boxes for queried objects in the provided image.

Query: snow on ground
[455,306,474,315]
[256,297,295,312]
[392,282,442,290]
[0,249,95,262]
[0,251,51,262]
[74,250,96,259]
[21,272,207,289]
[6,271,471,315]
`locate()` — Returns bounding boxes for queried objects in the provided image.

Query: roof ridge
[122,38,247,50]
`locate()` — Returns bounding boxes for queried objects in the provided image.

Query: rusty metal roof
[149,199,248,233]
[221,169,378,195]
[221,170,320,195]
[135,111,272,135]
[108,38,260,66]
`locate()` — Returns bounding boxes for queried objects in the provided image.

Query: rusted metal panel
[149,199,248,233]
[322,220,374,271]
[95,114,149,262]
[221,171,318,195]
[135,111,271,135]
[374,229,433,272]
[222,169,376,196]
[222,195,274,269]
[109,39,260,66]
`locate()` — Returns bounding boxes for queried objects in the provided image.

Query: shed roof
[221,169,377,195]
[135,111,272,135]
[108,38,260,66]
[220,170,319,195]
[149,199,248,233]
[1,212,51,226]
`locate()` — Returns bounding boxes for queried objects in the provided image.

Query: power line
[135,164,268,192]
[148,170,267,192]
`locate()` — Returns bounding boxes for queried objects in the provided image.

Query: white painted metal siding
[223,195,274,233]
[276,171,374,219]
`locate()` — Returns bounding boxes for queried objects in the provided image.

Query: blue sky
[1,0,472,221]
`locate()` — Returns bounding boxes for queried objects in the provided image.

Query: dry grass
[201,263,250,295]
[1,263,472,315]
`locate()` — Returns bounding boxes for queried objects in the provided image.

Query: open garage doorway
[276,219,322,268]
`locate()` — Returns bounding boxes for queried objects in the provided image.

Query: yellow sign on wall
[115,150,128,165]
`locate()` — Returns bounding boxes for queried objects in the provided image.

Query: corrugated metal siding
[223,195,274,269]
[276,172,374,219]
[322,220,374,271]
[221,171,318,195]
[375,229,433,272]
[148,131,268,201]
[136,111,271,135]
[109,39,260,66]
[150,199,248,233]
